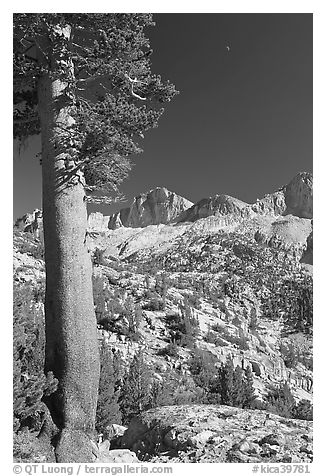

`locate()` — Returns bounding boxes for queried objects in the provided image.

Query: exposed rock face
[178,172,312,225]
[181,194,250,223]
[121,405,313,463]
[107,187,193,229]
[15,209,43,239]
[300,230,313,265]
[88,212,110,231]
[252,172,312,219]
[285,172,313,218]
[252,191,287,216]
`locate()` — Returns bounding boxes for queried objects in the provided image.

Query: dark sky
[13,13,312,219]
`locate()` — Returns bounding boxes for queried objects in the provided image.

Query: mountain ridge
[106,187,193,230]
[88,171,312,231]
[15,172,312,234]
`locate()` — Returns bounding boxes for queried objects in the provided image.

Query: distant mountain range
[87,171,312,231]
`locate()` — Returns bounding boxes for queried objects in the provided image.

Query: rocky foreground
[120,404,312,463]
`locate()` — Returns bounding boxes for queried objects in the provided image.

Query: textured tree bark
[37,26,100,462]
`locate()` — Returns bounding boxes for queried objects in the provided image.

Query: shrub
[143,297,165,311]
[164,305,199,349]
[188,348,219,397]
[299,355,313,371]
[92,248,106,266]
[204,327,228,347]
[279,341,313,371]
[223,276,240,298]
[279,342,298,368]
[266,383,296,418]
[211,322,225,333]
[293,399,313,421]
[157,342,179,358]
[204,329,218,344]
[92,278,126,332]
[13,428,49,463]
[184,293,201,309]
[19,239,44,260]
[266,384,313,420]
[228,334,250,351]
[121,298,142,340]
[153,374,204,407]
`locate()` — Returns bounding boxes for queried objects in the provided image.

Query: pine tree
[133,304,143,335]
[218,356,234,405]
[96,345,123,434]
[293,399,313,421]
[208,358,256,408]
[266,383,296,418]
[243,366,256,408]
[119,350,153,424]
[231,365,245,406]
[14,13,177,461]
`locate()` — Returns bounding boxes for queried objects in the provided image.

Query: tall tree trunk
[37,26,100,462]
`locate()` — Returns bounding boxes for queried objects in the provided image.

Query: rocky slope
[122,405,312,463]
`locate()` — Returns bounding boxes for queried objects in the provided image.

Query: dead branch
[124,73,147,101]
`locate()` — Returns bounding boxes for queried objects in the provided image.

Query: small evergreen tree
[96,344,123,434]
[151,372,204,407]
[243,366,256,408]
[188,348,219,398]
[119,350,153,424]
[266,383,296,418]
[144,274,151,290]
[217,356,235,405]
[196,356,256,408]
[133,304,143,333]
[180,302,198,348]
[231,365,245,406]
[155,273,169,301]
[293,399,313,421]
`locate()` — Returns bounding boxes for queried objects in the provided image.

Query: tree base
[55,429,99,463]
